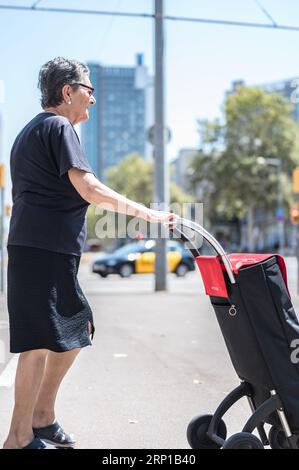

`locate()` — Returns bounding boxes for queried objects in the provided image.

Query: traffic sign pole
[292,169,299,295]
[153,0,169,291]
[0,163,5,294]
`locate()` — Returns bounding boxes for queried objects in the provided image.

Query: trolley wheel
[268,426,291,449]
[223,432,264,449]
[186,414,227,449]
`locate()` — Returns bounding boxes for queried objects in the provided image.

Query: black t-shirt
[8,112,94,256]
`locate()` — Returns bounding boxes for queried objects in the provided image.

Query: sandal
[22,436,58,449]
[33,421,76,448]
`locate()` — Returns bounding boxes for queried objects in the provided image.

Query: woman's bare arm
[68,168,175,224]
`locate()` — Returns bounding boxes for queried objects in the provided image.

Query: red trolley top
[196,253,288,299]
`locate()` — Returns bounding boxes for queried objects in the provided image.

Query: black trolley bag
[171,218,299,450]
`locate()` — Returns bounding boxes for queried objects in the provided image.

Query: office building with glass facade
[81,54,152,180]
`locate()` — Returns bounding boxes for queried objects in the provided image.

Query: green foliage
[86,153,193,239]
[170,182,193,204]
[107,153,193,205]
[87,204,97,239]
[107,153,154,206]
[190,86,299,221]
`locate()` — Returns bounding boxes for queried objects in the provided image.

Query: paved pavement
[0,256,298,448]
[0,293,10,377]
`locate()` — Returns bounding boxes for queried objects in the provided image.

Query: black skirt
[7,245,95,353]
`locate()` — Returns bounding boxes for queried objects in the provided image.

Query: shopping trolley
[170,218,299,449]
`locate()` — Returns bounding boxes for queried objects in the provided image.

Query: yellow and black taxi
[92,240,195,278]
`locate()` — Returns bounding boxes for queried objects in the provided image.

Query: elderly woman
[3,57,175,449]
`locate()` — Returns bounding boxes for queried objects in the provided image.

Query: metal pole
[0,186,4,293]
[257,157,285,254]
[293,195,299,295]
[154,0,168,291]
[0,109,3,293]
[296,222,299,295]
[277,160,285,255]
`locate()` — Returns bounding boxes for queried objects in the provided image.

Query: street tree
[189,86,299,250]
[87,153,193,241]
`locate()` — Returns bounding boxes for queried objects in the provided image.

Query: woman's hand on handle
[145,209,179,226]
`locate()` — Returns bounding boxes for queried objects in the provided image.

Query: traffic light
[5,204,11,217]
[290,204,299,225]
[293,168,299,193]
[0,164,5,188]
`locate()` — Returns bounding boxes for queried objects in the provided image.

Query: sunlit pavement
[0,257,298,448]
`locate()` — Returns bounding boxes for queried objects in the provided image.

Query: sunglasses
[72,82,95,96]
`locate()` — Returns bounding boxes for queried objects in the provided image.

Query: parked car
[92,240,195,278]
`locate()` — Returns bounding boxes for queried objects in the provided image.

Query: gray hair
[38,57,89,108]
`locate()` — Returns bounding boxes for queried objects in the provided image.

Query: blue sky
[1,0,299,168]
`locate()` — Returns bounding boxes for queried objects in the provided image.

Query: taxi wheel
[175,263,188,277]
[119,263,134,278]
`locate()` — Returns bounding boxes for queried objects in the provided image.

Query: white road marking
[0,354,18,388]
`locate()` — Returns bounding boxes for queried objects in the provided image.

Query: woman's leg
[3,349,49,449]
[32,347,81,429]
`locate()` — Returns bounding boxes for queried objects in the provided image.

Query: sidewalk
[0,292,8,315]
[0,268,250,448]
[0,258,298,448]
[0,294,10,377]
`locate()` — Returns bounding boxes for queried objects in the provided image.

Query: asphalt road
[0,257,298,448]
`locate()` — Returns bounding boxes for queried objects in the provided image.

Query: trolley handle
[166,217,236,285]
